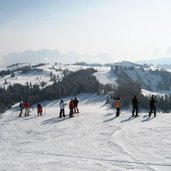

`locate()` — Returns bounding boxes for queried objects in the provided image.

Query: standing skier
[74,97,79,113]
[59,100,66,118]
[132,95,139,117]
[37,104,43,116]
[149,95,157,117]
[114,96,121,117]
[23,100,30,117]
[18,102,23,117]
[69,98,75,118]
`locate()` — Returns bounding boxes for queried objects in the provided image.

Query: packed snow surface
[0,94,171,171]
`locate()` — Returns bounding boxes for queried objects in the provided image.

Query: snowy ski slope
[0,94,171,171]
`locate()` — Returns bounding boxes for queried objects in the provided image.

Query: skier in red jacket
[23,100,30,117]
[69,99,75,118]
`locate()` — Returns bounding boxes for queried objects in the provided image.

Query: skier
[59,100,66,118]
[114,96,121,117]
[18,102,23,117]
[74,97,79,113]
[23,100,30,117]
[69,98,75,118]
[132,95,139,117]
[37,104,43,116]
[149,95,157,117]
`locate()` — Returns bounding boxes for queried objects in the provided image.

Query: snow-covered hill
[0,63,109,89]
[1,61,171,95]
[0,64,61,88]
[94,61,171,94]
[0,94,171,171]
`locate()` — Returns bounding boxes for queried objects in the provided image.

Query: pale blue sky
[1,0,171,61]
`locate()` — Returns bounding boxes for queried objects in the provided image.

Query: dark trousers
[59,109,65,118]
[116,108,120,117]
[149,107,156,117]
[18,109,23,117]
[132,106,138,117]
[74,106,79,113]
[69,108,73,117]
[38,112,42,116]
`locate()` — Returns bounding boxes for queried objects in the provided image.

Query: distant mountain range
[0,49,114,67]
[138,57,171,65]
[1,49,171,67]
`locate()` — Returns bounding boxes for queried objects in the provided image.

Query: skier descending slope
[132,95,139,117]
[149,95,157,117]
[114,96,121,117]
[59,100,66,118]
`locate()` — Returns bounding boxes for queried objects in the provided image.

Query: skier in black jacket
[18,102,23,117]
[149,95,157,117]
[74,97,79,113]
[132,95,139,117]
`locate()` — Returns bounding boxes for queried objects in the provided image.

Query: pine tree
[11,71,15,78]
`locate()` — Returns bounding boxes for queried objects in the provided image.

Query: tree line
[0,68,102,112]
[106,78,171,113]
[0,67,171,113]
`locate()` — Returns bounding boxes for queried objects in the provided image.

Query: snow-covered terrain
[93,68,117,85]
[0,63,110,88]
[95,61,171,94]
[0,64,78,88]
[0,94,170,171]
[1,61,171,95]
[141,89,166,97]
[0,64,59,88]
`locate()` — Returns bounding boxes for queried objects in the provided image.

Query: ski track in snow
[0,94,171,171]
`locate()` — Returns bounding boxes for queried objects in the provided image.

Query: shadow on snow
[105,112,114,116]
[120,116,135,123]
[41,116,70,125]
[21,116,38,121]
[141,116,156,122]
[103,116,117,123]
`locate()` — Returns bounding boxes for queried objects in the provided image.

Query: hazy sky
[1,0,171,61]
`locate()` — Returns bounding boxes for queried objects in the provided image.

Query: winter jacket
[132,97,138,107]
[19,102,23,109]
[114,99,121,108]
[149,99,157,108]
[37,105,42,113]
[23,101,29,108]
[74,99,79,107]
[69,100,75,109]
[59,101,65,109]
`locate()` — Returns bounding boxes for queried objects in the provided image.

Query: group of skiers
[18,100,43,117]
[18,95,157,119]
[18,97,79,118]
[18,100,31,117]
[114,95,157,118]
[59,97,79,118]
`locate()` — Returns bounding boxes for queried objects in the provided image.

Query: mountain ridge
[0,49,114,67]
